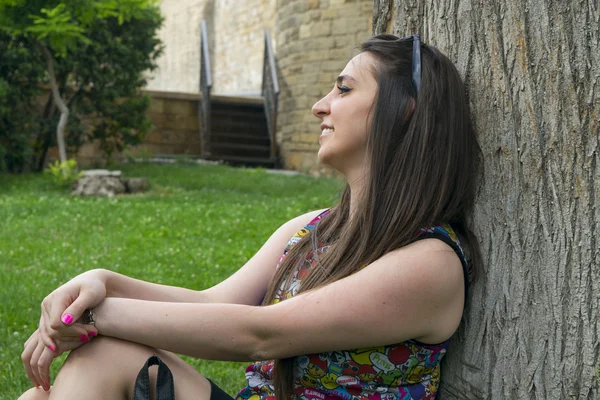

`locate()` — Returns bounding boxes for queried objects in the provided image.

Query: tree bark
[37,42,69,164]
[372,1,599,399]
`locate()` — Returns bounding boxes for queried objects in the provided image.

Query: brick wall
[275,0,372,174]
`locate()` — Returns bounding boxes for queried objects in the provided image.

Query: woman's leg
[19,336,213,400]
[18,387,50,400]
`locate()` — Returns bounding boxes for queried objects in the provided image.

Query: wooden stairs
[205,95,276,167]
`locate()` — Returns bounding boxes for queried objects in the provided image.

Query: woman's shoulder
[284,208,330,231]
[273,208,330,245]
[417,223,466,264]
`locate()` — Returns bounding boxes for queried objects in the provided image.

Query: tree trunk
[372,1,599,399]
[37,42,69,164]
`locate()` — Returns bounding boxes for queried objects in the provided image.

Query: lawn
[0,162,341,399]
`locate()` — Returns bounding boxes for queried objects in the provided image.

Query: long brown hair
[263,35,484,398]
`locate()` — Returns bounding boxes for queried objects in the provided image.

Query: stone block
[124,178,149,193]
[304,51,326,62]
[321,60,344,71]
[164,99,196,117]
[290,1,303,14]
[297,130,320,142]
[333,36,352,48]
[306,10,321,21]
[165,130,190,144]
[149,113,168,129]
[318,71,335,84]
[149,98,164,114]
[329,48,353,60]
[300,25,311,39]
[332,19,352,34]
[184,116,200,131]
[312,20,332,37]
[321,9,338,19]
[144,130,163,144]
[307,0,320,9]
[288,141,318,151]
[301,71,319,84]
[305,84,325,97]
[77,142,100,158]
[284,152,303,170]
[72,175,125,198]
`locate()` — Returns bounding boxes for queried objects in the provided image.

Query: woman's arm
[38,209,327,349]
[99,209,328,305]
[27,209,327,388]
[90,238,465,362]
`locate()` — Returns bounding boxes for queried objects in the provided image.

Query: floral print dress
[236,210,468,400]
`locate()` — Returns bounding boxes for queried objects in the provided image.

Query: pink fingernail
[80,334,90,343]
[48,345,55,352]
[62,314,73,324]
[89,331,97,337]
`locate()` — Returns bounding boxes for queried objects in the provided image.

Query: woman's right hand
[37,269,107,352]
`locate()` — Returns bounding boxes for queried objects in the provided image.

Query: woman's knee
[54,336,160,394]
[65,335,156,367]
[56,336,212,399]
[18,387,50,400]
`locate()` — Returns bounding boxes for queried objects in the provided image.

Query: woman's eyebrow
[336,75,357,85]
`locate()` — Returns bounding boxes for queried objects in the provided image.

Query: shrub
[44,158,82,188]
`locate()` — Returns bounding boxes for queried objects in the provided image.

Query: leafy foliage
[44,158,82,188]
[0,0,163,172]
[0,33,46,173]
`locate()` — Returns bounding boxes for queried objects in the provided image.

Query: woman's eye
[337,85,351,94]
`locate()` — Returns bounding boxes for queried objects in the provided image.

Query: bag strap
[133,355,175,400]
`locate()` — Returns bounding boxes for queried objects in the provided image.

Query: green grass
[0,162,341,399]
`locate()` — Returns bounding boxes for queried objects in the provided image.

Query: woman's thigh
[50,336,213,400]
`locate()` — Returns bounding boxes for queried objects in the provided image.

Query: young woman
[19,34,482,400]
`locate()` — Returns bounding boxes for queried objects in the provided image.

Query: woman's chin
[317,147,333,166]
[318,150,343,174]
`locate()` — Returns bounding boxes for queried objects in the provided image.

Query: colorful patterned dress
[236,210,468,400]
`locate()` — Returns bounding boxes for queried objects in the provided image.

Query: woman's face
[312,52,378,178]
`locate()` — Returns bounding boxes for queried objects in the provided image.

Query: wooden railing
[261,28,279,163]
[199,20,212,158]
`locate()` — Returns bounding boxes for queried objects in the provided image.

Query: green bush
[0,2,163,172]
[0,34,46,173]
[44,158,82,188]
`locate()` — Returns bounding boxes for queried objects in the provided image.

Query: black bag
[133,355,175,400]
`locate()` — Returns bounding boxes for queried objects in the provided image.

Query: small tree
[0,0,161,167]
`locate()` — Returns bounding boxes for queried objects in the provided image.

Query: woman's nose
[312,95,330,118]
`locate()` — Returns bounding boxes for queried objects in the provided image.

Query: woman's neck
[347,173,368,221]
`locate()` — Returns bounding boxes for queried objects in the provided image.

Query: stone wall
[139,91,202,156]
[212,0,276,95]
[145,0,275,96]
[275,0,373,174]
[145,0,214,94]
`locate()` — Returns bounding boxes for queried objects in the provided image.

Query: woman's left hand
[22,323,98,391]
